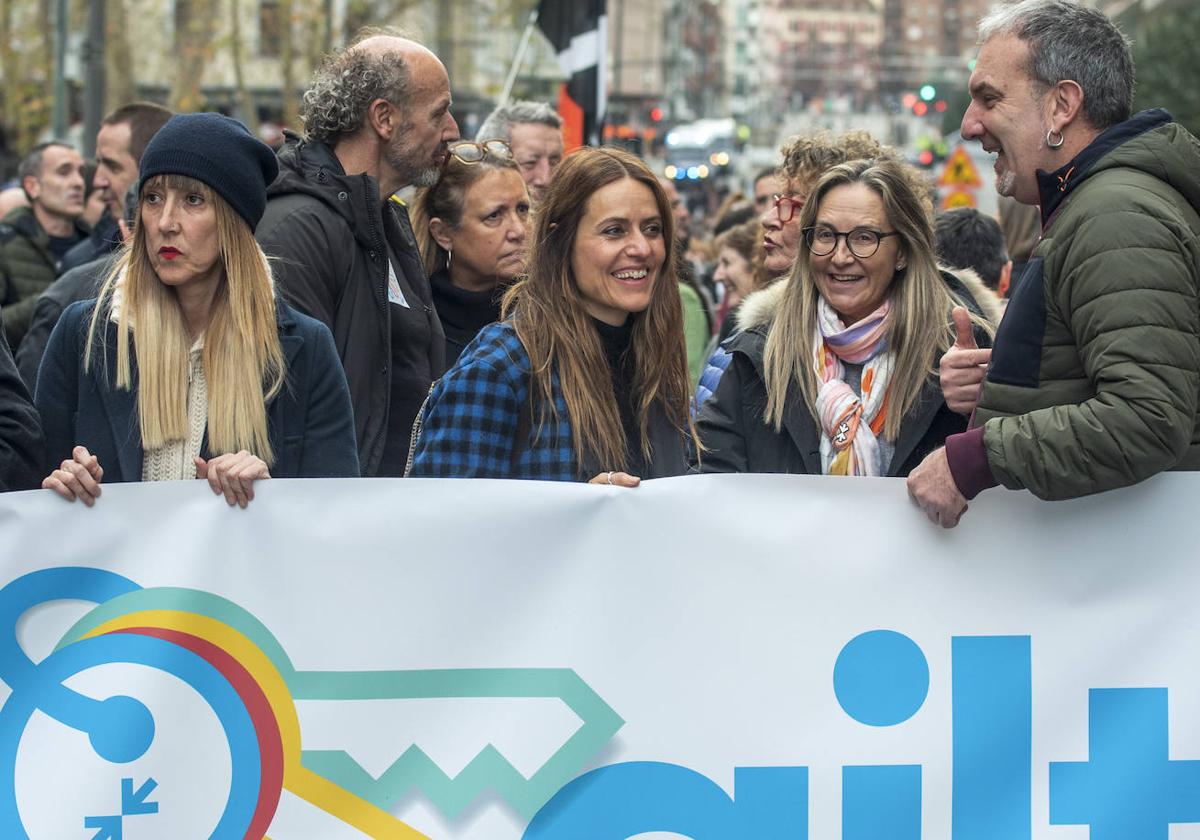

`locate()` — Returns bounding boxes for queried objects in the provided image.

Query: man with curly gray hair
[257,32,460,476]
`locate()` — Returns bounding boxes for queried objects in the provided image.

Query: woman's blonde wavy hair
[501,147,699,472]
[85,174,285,464]
[762,158,994,441]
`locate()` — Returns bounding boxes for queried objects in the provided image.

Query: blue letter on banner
[952,635,1031,839]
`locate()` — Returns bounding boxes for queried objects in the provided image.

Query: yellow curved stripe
[81,610,429,839]
[290,765,428,839]
[81,611,302,761]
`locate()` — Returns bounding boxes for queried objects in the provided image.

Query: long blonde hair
[501,147,698,472]
[85,174,285,463]
[763,158,994,441]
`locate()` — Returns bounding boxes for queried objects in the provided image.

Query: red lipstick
[159,247,180,261]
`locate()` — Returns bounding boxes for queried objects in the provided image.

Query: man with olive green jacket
[943,110,1200,504]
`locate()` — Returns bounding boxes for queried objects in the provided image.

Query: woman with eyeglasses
[697,131,898,414]
[695,156,997,477]
[411,140,531,365]
[407,147,698,484]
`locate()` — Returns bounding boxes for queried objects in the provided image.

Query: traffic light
[919,84,937,102]
[650,107,664,122]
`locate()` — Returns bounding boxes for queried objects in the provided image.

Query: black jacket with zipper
[256,132,444,476]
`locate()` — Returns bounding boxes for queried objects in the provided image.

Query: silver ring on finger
[606,471,614,485]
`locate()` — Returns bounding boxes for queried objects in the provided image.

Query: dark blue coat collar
[97,299,305,479]
[1036,109,1173,224]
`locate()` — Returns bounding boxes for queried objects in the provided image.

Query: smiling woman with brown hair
[408,146,698,483]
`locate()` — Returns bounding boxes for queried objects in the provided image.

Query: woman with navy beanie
[37,112,359,507]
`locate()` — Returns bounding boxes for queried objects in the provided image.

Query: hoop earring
[446,248,452,267]
[1046,128,1065,149]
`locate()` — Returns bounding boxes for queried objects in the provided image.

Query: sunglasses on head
[447,140,514,165]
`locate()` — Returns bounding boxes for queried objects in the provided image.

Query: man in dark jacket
[257,32,458,476]
[58,102,173,274]
[909,0,1200,526]
[0,307,43,490]
[0,143,88,349]
[17,183,138,390]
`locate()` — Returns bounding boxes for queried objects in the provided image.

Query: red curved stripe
[112,627,285,839]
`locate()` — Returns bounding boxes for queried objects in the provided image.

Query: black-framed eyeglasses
[803,225,900,258]
[772,193,805,224]
[447,139,513,165]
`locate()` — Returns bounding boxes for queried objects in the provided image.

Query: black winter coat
[0,308,43,490]
[256,133,445,476]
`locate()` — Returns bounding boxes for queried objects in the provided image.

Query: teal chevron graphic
[295,668,622,819]
[56,586,623,821]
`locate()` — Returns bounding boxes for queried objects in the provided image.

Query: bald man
[257,32,460,476]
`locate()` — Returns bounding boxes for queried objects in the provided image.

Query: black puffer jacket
[695,271,997,477]
[256,133,445,476]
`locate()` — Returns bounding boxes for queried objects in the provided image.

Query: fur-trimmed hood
[733,266,1003,333]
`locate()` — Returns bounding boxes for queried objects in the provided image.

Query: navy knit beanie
[138,113,279,231]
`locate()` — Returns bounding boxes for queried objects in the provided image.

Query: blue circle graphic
[833,630,929,727]
[0,632,261,838]
[88,694,156,763]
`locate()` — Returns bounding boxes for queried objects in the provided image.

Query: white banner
[0,473,1198,839]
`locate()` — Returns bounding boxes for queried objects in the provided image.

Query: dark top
[36,298,360,481]
[593,316,646,477]
[717,301,741,345]
[0,307,44,490]
[429,267,504,366]
[60,211,121,274]
[379,242,437,476]
[47,233,83,262]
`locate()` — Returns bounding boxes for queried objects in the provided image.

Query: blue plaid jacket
[408,322,579,481]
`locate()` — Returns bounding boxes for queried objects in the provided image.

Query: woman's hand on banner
[588,471,641,488]
[42,445,104,506]
[195,451,270,509]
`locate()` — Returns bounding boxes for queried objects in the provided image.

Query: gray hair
[476,100,562,143]
[18,141,74,201]
[978,0,1133,130]
[302,42,412,146]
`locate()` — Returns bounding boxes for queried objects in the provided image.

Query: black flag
[537,0,606,149]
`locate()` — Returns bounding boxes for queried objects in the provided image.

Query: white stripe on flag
[555,26,601,77]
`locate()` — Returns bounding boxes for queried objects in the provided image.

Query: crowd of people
[0,0,1196,529]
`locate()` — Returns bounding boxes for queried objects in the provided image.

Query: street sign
[939,145,983,188]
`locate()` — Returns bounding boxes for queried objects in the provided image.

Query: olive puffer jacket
[948,110,1200,501]
[0,206,88,349]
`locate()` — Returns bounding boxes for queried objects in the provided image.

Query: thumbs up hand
[940,306,992,416]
